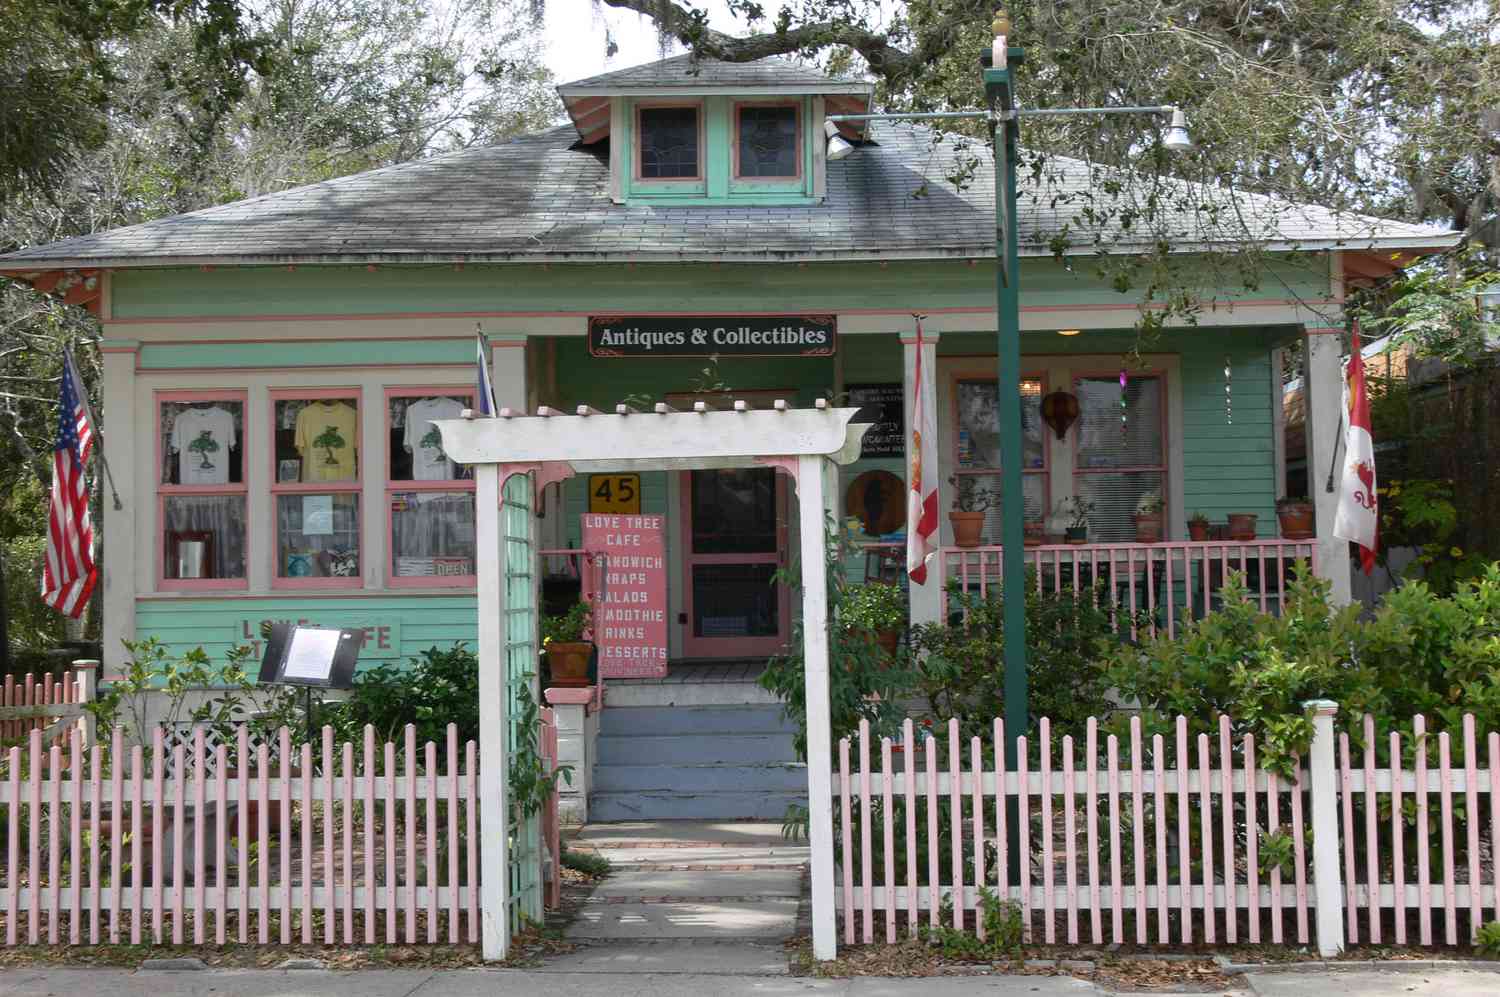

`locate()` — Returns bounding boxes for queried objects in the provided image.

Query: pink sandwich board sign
[582,513,669,678]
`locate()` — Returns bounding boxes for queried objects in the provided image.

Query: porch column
[1303,326,1352,605]
[99,340,137,678]
[902,328,941,625]
[798,453,839,961]
[475,463,510,960]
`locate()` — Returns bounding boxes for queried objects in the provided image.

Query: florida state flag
[907,319,939,583]
[1332,325,1378,574]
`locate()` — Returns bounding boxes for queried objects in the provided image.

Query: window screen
[639,106,699,179]
[954,378,1046,542]
[1074,375,1166,542]
[737,105,798,178]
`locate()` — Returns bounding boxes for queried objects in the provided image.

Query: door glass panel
[692,563,779,637]
[690,469,777,554]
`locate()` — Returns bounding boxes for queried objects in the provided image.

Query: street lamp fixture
[824,119,855,161]
[1162,107,1194,152]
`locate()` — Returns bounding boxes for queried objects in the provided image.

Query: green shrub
[909,574,1118,746]
[1477,920,1500,958]
[1100,562,1500,773]
[541,601,593,644]
[340,643,481,746]
[562,847,611,879]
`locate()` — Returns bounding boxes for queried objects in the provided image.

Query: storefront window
[276,493,361,580]
[387,388,476,586]
[954,377,1046,541]
[272,390,362,586]
[157,392,247,588]
[1074,374,1166,542]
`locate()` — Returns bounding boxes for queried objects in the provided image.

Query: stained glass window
[639,106,699,179]
[737,105,798,178]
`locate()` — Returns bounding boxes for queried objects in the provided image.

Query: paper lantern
[1040,390,1080,440]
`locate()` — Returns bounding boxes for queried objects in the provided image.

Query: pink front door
[679,468,792,658]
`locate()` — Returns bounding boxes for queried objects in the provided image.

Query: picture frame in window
[278,458,302,483]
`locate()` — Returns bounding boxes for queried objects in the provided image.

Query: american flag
[41,351,97,618]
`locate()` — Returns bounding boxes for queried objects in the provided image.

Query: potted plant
[947,475,995,548]
[1227,512,1258,541]
[1276,495,1314,539]
[1056,496,1093,544]
[1023,517,1046,546]
[1188,511,1211,542]
[841,582,907,661]
[1134,492,1165,543]
[542,600,594,688]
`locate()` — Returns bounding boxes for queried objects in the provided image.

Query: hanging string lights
[1120,367,1129,438]
[1224,356,1233,425]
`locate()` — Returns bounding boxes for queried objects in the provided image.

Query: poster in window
[847,383,904,458]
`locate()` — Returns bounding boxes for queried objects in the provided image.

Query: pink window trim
[155,389,249,592]
[633,100,706,184]
[384,386,477,589]
[949,371,1051,520]
[269,387,364,590]
[731,100,804,183]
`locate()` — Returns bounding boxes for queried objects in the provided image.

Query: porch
[937,538,1318,636]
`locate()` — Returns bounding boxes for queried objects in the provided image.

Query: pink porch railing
[941,539,1318,637]
[834,710,1498,952]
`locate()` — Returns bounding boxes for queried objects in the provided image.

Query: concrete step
[592,761,807,793]
[603,681,779,707]
[589,790,807,822]
[568,898,799,940]
[598,704,795,737]
[595,732,796,766]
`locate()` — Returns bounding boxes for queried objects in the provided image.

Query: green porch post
[984,51,1029,782]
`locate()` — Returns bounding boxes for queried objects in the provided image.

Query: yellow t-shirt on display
[295,401,358,481]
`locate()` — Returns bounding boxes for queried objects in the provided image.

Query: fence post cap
[1301,698,1339,716]
[70,659,101,669]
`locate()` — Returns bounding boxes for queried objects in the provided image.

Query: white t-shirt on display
[403,397,465,480]
[171,406,237,485]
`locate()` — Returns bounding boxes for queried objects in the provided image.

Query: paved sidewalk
[0,967,1097,996]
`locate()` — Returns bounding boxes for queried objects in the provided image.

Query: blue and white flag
[475,327,498,416]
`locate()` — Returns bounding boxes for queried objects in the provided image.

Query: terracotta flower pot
[1227,513,1258,541]
[875,628,901,660]
[546,641,593,687]
[1276,502,1314,539]
[949,510,986,548]
[1188,521,1211,542]
[1134,513,1164,543]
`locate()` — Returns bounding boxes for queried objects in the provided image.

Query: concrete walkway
[553,819,807,974]
[2,965,1497,996]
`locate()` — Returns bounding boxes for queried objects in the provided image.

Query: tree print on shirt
[188,429,219,470]
[314,425,347,466]
[419,425,442,452]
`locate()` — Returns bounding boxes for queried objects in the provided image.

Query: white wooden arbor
[435,400,869,961]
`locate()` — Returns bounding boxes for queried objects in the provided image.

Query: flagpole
[65,347,123,510]
[1323,413,1343,493]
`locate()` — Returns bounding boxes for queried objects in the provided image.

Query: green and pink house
[0,55,1458,820]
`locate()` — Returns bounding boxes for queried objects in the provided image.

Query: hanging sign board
[588,473,641,514]
[581,514,668,679]
[847,382,904,458]
[588,315,836,358]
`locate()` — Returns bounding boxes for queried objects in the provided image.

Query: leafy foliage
[541,600,593,644]
[839,582,907,634]
[339,643,481,746]
[909,575,1117,745]
[759,527,916,761]
[1101,563,1500,773]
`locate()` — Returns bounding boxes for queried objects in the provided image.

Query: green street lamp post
[826,7,1190,873]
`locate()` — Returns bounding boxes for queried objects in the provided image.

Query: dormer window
[735,102,801,180]
[637,104,702,180]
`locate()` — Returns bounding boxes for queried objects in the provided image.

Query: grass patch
[561,846,611,880]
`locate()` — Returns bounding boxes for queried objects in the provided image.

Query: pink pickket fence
[0,710,562,946]
[1,667,92,747]
[835,710,1499,951]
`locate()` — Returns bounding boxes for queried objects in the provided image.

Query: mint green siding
[133,596,478,665]
[137,338,474,369]
[109,258,1333,321]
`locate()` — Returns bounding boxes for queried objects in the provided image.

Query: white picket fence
[835,705,1499,954]
[0,714,561,946]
